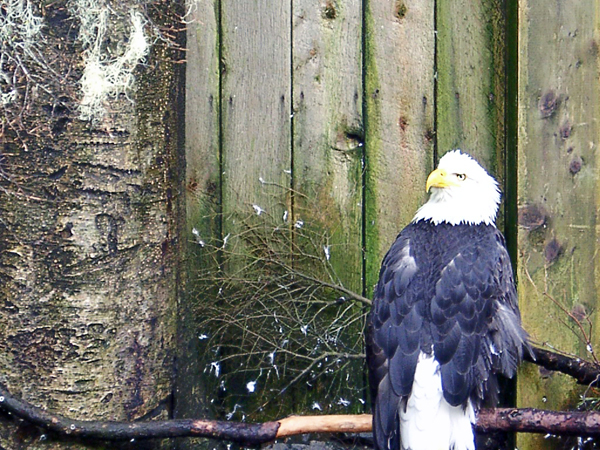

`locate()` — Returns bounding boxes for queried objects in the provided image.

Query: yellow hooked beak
[426,168,459,192]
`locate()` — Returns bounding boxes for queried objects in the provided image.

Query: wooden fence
[184,1,600,449]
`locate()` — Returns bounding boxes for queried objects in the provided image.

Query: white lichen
[69,0,150,121]
[225,404,241,420]
[0,0,44,105]
[0,0,44,57]
[181,0,199,24]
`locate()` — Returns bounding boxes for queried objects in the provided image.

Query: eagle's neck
[412,186,499,226]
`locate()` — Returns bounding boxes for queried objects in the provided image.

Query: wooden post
[363,0,435,292]
[179,0,222,441]
[435,0,506,183]
[292,0,365,411]
[517,1,600,449]
[220,1,292,220]
[0,3,183,448]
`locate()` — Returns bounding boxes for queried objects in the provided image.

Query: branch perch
[0,346,597,443]
[527,347,600,386]
[0,382,277,443]
[2,381,600,443]
[477,408,600,437]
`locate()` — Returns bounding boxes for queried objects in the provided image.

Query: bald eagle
[366,151,531,450]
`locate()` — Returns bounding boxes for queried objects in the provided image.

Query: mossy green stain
[362,8,383,297]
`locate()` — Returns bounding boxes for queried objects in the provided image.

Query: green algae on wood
[292,0,364,413]
[363,0,435,296]
[435,0,506,180]
[516,1,600,449]
[179,0,222,439]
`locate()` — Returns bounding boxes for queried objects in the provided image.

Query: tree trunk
[0,1,184,448]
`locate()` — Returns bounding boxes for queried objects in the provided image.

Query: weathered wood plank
[292,0,363,290]
[292,0,363,411]
[436,0,506,178]
[179,0,221,432]
[216,0,292,418]
[185,1,222,228]
[363,0,435,292]
[517,2,600,449]
[221,1,292,220]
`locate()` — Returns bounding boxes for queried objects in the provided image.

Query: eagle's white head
[412,150,501,226]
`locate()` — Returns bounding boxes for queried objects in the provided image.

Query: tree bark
[0,1,184,448]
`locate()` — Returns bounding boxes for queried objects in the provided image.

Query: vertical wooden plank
[221,1,292,220]
[292,0,363,410]
[436,0,506,178]
[217,0,292,415]
[364,0,435,292]
[517,2,600,449]
[178,0,221,431]
[186,1,221,211]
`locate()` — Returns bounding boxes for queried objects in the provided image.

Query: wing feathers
[367,222,529,450]
[374,374,400,450]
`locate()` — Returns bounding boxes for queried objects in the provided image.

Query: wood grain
[363,0,435,291]
[291,0,365,411]
[221,1,292,221]
[436,0,506,180]
[179,0,222,429]
[292,0,363,295]
[516,2,600,449]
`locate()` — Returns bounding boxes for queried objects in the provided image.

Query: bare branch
[2,380,600,444]
[542,292,599,365]
[289,270,371,306]
[276,414,372,437]
[0,382,277,443]
[526,346,600,387]
[476,408,600,438]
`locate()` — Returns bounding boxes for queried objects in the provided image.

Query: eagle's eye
[455,173,467,181]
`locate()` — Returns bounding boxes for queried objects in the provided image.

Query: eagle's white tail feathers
[399,352,475,450]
